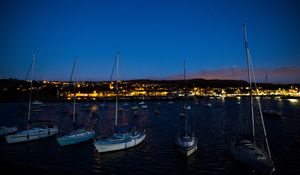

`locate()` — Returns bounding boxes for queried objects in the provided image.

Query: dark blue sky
[1,0,300,83]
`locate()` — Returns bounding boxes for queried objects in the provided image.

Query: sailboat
[175,60,197,157]
[230,24,275,174]
[56,58,95,146]
[141,104,148,109]
[0,126,18,136]
[31,100,44,112]
[139,97,148,109]
[6,51,59,144]
[94,52,146,153]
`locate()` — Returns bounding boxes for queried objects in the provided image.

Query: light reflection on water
[287,98,299,104]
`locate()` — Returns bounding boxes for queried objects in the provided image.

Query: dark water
[0,97,300,174]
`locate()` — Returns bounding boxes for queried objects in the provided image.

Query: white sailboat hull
[175,135,197,157]
[94,132,146,153]
[57,129,95,146]
[0,126,18,136]
[231,139,275,174]
[5,126,59,144]
[178,143,197,157]
[141,105,148,109]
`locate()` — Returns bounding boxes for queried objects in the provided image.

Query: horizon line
[1,77,299,85]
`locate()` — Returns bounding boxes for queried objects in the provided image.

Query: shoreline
[0,95,299,103]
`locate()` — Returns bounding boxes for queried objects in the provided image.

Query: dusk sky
[0,0,300,83]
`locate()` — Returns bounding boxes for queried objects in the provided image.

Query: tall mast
[115,52,120,126]
[184,60,188,134]
[249,54,273,159]
[255,79,273,159]
[71,58,78,124]
[27,51,35,131]
[243,23,256,147]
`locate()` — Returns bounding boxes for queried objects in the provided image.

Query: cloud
[166,66,300,84]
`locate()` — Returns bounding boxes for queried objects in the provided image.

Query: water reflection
[287,98,299,105]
